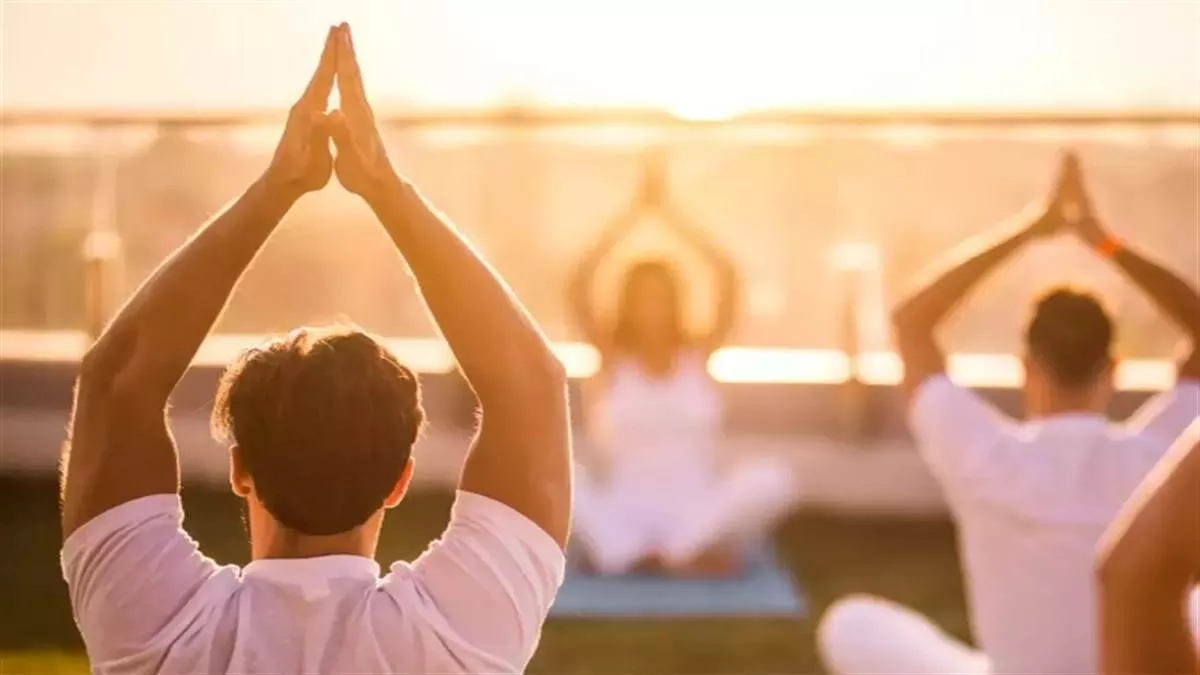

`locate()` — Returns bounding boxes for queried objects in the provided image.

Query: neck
[251,524,377,561]
[1028,393,1104,420]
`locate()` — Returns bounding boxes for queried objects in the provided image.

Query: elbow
[1095,536,1145,593]
[533,349,569,396]
[77,337,125,394]
[891,307,922,346]
[76,328,142,397]
[527,350,570,419]
[491,347,568,406]
[891,303,919,333]
[1094,547,1120,589]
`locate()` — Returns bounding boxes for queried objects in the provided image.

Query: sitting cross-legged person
[818,153,1200,674]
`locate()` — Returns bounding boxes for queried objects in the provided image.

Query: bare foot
[573,551,598,574]
[632,555,668,575]
[665,547,743,579]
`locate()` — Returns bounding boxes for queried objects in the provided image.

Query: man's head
[1023,288,1116,416]
[212,326,424,555]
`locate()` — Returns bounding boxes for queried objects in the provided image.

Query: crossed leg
[659,455,799,576]
[817,594,991,675]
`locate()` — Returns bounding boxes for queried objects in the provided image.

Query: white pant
[818,595,991,675]
[572,456,798,574]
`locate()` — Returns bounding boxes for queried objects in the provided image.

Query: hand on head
[264,24,395,203]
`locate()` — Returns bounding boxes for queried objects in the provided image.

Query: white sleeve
[1125,381,1200,447]
[60,495,227,666]
[387,490,565,674]
[908,375,1015,490]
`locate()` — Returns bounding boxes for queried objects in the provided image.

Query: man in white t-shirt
[60,24,572,674]
[817,153,1200,674]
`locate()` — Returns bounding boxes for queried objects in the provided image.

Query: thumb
[309,113,333,151]
[327,109,353,150]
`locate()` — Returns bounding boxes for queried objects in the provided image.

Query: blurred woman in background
[566,156,797,578]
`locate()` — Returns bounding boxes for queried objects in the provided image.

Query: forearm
[83,178,292,396]
[1109,244,1200,349]
[894,215,1036,329]
[369,176,563,403]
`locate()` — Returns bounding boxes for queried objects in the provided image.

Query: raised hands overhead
[326,24,396,202]
[61,25,349,540]
[264,27,338,201]
[1054,152,1113,249]
[1023,151,1081,240]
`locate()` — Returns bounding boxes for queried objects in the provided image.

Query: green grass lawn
[0,475,969,674]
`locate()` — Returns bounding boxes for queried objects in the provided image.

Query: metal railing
[3,107,1197,388]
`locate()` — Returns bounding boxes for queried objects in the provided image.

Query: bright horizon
[3,1,1199,115]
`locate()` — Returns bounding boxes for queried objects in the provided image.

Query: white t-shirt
[909,375,1200,674]
[61,490,565,675]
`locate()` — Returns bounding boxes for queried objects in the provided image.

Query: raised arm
[665,210,739,355]
[1097,422,1200,675]
[327,26,570,548]
[1067,161,1200,382]
[892,158,1067,398]
[60,31,339,539]
[567,206,638,360]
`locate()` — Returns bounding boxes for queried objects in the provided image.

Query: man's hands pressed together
[265,27,337,201]
[326,25,397,202]
[264,23,395,205]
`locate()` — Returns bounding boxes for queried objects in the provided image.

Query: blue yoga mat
[550,548,806,618]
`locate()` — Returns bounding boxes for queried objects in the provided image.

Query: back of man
[913,379,1190,672]
[62,492,562,675]
[59,25,572,675]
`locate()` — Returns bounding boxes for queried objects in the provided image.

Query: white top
[62,491,565,675]
[589,352,722,508]
[910,375,1200,674]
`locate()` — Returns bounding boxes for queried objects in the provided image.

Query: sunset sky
[2,0,1199,114]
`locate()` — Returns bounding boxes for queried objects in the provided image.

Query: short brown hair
[1025,288,1115,389]
[212,326,425,535]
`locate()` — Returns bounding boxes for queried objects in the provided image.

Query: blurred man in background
[59,24,571,674]
[818,153,1200,674]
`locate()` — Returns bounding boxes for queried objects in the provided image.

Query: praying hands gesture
[263,24,395,204]
[326,26,396,201]
[263,28,337,200]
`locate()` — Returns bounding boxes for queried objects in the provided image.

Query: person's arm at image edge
[327,27,570,549]
[61,32,338,539]
[1097,424,1200,675]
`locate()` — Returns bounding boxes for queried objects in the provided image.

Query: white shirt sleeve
[1124,380,1200,447]
[387,490,565,674]
[60,495,227,667]
[908,375,1016,491]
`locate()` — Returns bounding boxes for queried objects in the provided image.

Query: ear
[1100,355,1118,385]
[229,445,253,498]
[383,457,416,509]
[1021,353,1036,378]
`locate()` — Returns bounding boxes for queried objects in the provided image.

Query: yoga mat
[550,548,806,618]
